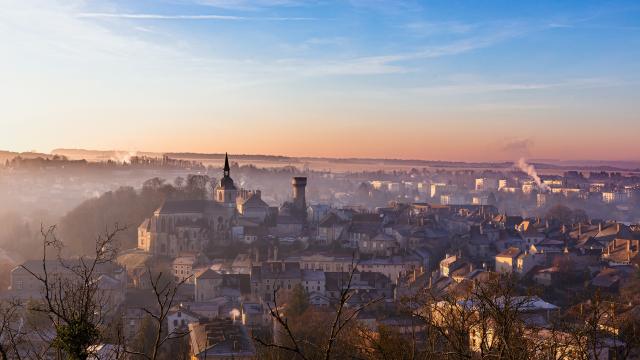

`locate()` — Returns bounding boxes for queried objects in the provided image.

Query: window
[173,319,178,326]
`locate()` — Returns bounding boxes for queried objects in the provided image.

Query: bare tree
[0,299,25,360]
[124,269,191,360]
[20,224,125,360]
[254,257,384,360]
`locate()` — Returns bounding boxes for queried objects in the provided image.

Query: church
[138,153,303,256]
[138,154,243,256]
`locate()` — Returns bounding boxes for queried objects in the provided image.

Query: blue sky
[1,0,639,161]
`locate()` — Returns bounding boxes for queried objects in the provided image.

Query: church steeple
[216,152,237,204]
[224,152,230,177]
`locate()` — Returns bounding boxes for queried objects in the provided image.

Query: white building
[602,191,626,204]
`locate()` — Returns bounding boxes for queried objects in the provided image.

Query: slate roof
[196,268,223,280]
[319,213,344,227]
[158,200,225,214]
[241,194,268,208]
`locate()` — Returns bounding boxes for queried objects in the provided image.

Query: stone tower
[291,177,307,217]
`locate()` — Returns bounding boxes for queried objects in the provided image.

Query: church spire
[224,152,230,177]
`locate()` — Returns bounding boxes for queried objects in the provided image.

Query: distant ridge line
[38,148,640,172]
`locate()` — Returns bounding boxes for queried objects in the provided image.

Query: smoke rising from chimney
[516,158,549,192]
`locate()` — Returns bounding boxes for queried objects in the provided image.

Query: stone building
[137,199,235,256]
[138,154,239,256]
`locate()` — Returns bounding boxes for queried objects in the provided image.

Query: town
[3,0,640,358]
[1,153,639,359]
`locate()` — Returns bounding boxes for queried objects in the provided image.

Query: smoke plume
[110,151,137,164]
[516,158,549,192]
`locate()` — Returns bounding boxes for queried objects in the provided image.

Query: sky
[1,0,639,162]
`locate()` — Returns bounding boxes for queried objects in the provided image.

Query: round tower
[291,177,307,216]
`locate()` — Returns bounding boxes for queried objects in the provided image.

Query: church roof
[218,176,237,190]
[158,200,224,214]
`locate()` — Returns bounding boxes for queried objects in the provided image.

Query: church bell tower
[215,153,237,205]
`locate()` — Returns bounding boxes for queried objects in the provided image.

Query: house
[359,231,398,256]
[301,270,325,295]
[317,212,346,245]
[241,302,271,333]
[325,271,393,305]
[440,254,464,277]
[495,247,522,274]
[189,319,256,359]
[591,268,621,292]
[467,225,495,260]
[250,262,302,301]
[173,253,209,284]
[167,304,203,335]
[9,259,126,300]
[346,213,383,248]
[517,220,546,246]
[602,238,640,266]
[532,267,561,287]
[195,268,224,302]
[308,291,331,306]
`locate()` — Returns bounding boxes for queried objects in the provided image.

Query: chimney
[599,223,602,232]
[578,223,582,237]
[273,246,278,261]
[617,223,621,233]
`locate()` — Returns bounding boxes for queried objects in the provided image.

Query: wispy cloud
[287,29,524,76]
[406,77,626,96]
[404,21,476,36]
[76,12,313,21]
[189,0,308,11]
